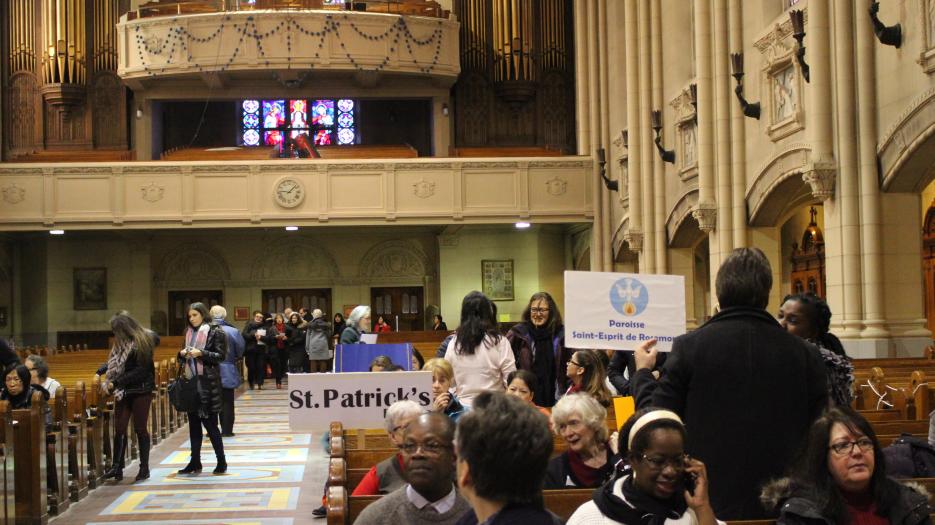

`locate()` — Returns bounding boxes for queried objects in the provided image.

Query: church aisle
[50,387,327,525]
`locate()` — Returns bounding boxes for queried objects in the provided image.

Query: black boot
[103,434,126,481]
[213,455,227,474]
[135,435,151,481]
[178,458,202,474]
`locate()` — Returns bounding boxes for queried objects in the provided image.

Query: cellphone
[682,471,697,495]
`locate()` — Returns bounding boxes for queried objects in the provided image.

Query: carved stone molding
[802,162,836,201]
[670,84,697,124]
[396,163,453,170]
[755,16,806,143]
[746,143,812,224]
[250,242,339,281]
[692,202,717,233]
[918,0,935,73]
[545,176,568,196]
[623,228,644,253]
[358,239,431,280]
[528,160,589,169]
[1,184,25,204]
[878,86,935,191]
[141,182,165,203]
[153,243,232,285]
[412,178,436,199]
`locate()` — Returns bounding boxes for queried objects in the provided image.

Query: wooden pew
[66,382,89,501]
[47,391,69,515]
[12,392,48,524]
[326,485,593,524]
[86,379,105,489]
[0,401,15,524]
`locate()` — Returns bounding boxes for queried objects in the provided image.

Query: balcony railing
[126,0,448,21]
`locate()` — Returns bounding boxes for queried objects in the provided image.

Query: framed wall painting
[234,307,250,321]
[481,260,514,301]
[74,268,107,310]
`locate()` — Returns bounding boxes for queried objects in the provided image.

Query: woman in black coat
[177,302,228,475]
[102,311,157,482]
[1,364,47,409]
[286,312,306,374]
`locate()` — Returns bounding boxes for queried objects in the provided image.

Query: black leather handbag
[168,361,198,413]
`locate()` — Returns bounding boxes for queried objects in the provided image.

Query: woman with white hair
[340,305,371,344]
[544,393,617,489]
[305,308,331,372]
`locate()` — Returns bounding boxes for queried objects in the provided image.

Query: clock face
[274,178,305,208]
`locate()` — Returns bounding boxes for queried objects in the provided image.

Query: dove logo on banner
[610,277,649,316]
[565,271,686,352]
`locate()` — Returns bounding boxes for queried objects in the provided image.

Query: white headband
[627,410,684,449]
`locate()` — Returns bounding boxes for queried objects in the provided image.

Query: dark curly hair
[521,292,563,335]
[455,391,553,504]
[782,293,846,357]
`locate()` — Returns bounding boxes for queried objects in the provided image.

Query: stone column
[639,0,656,272]
[713,0,733,267]
[624,0,644,254]
[729,0,747,248]
[854,0,888,338]
[691,0,716,235]
[651,0,667,274]
[599,0,613,271]
[830,0,863,338]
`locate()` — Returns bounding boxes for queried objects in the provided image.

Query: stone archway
[879,87,935,193]
[666,189,704,248]
[358,239,431,283]
[746,143,817,227]
[152,243,232,287]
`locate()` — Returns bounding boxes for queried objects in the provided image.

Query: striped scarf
[184,323,210,378]
[106,339,133,401]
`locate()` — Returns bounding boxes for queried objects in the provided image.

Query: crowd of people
[0,246,930,524]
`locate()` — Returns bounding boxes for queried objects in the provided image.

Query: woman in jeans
[178,302,228,475]
[102,311,157,482]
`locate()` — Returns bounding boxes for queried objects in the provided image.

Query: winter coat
[217,320,245,389]
[761,477,932,525]
[340,325,362,344]
[241,320,268,355]
[112,346,156,395]
[305,317,332,361]
[631,306,829,520]
[178,322,228,416]
[506,323,571,405]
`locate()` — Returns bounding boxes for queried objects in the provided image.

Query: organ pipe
[42,0,86,85]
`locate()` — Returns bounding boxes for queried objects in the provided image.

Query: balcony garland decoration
[131,13,445,77]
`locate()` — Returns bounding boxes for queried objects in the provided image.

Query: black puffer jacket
[178,322,228,416]
[112,346,155,395]
[761,477,932,525]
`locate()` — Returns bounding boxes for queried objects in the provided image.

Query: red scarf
[275,322,286,349]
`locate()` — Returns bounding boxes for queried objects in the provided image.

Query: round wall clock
[274,177,305,208]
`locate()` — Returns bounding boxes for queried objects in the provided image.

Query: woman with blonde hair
[422,358,467,422]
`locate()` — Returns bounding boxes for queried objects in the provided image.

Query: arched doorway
[780,204,825,299]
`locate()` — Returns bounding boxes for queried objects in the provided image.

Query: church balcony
[116,7,461,90]
[0,157,593,230]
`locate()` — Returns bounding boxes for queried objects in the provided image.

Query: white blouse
[443,334,517,407]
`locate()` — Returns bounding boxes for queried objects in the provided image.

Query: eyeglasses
[567,360,584,367]
[641,454,690,471]
[399,441,451,456]
[829,437,874,456]
[530,307,550,314]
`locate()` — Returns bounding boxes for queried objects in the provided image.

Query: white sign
[564,271,686,352]
[288,371,433,431]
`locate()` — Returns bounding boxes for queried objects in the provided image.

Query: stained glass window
[240,97,357,147]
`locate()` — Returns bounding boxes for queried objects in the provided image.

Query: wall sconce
[729,53,761,119]
[596,147,619,192]
[441,103,449,116]
[650,110,675,164]
[869,2,901,48]
[688,83,698,122]
[789,9,810,83]
[136,107,143,120]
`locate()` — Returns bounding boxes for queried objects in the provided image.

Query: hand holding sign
[634,339,658,371]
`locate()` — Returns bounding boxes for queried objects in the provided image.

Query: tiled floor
[52,387,327,525]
